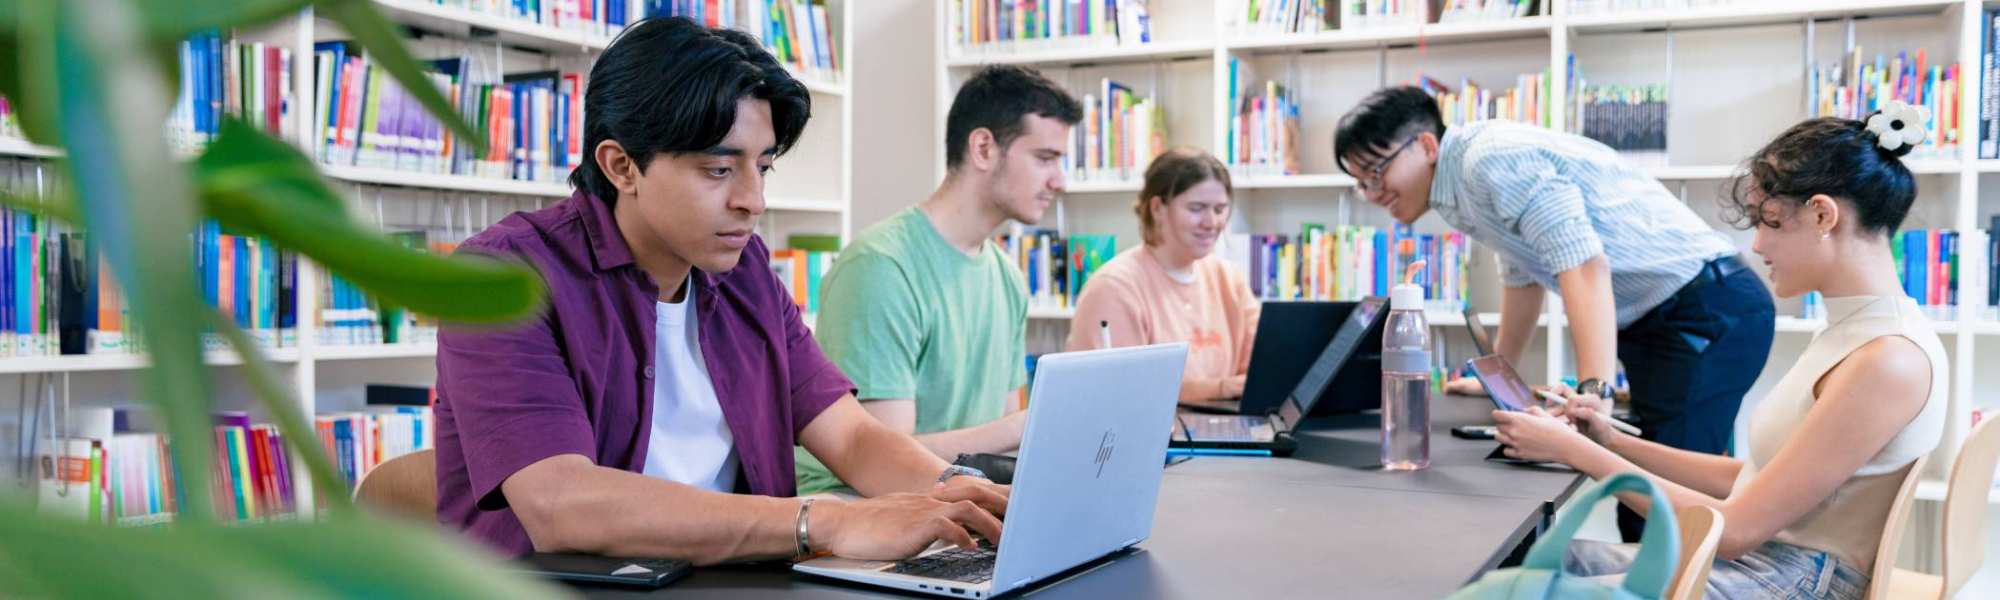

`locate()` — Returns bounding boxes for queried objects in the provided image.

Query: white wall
[848,0,940,234]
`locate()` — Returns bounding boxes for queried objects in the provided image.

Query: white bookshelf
[936,1,2000,495]
[0,0,855,516]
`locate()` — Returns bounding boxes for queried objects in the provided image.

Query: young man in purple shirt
[433,18,1009,564]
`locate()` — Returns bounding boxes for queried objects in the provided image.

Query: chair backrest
[1942,417,2000,596]
[353,449,438,523]
[1866,455,1929,600]
[1668,505,1723,600]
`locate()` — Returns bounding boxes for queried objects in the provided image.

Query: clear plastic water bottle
[1381,283,1432,470]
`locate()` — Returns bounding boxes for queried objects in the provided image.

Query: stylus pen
[1098,320,1112,349]
[1534,389,1644,436]
[1166,448,1272,457]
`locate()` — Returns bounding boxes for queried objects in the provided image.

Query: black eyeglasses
[1355,136,1419,192]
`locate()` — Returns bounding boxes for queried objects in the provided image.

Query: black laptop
[1236,299,1391,417]
[1171,297,1388,455]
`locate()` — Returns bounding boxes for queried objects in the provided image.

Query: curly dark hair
[1719,115,1916,237]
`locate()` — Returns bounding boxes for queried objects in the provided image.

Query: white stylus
[1534,389,1644,436]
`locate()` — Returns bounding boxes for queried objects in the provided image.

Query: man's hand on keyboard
[811,492,1007,561]
[932,475,1010,517]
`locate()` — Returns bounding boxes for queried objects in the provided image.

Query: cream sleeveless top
[1728,294,1956,571]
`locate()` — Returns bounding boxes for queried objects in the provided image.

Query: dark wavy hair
[1720,115,1916,237]
[944,65,1083,171]
[1333,86,1446,176]
[568,17,811,206]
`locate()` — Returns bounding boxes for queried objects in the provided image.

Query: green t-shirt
[795,207,1028,494]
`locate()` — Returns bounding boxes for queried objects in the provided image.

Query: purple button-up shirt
[433,190,854,556]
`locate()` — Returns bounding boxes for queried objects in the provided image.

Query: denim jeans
[1565,539,1868,600]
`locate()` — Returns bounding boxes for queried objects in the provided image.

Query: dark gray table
[582,395,1586,599]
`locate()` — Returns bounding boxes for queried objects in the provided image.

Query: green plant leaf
[317,0,486,155]
[0,500,568,599]
[197,120,544,323]
[208,311,356,516]
[138,0,316,38]
[0,186,83,224]
[45,0,219,523]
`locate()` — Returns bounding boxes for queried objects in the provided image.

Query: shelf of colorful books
[0,136,61,159]
[1563,0,1964,35]
[946,38,1215,69]
[1225,15,1553,53]
[368,0,620,55]
[1234,173,1358,190]
[0,348,303,375]
[320,165,573,197]
[312,342,439,361]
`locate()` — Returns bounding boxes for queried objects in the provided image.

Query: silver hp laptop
[794,343,1188,599]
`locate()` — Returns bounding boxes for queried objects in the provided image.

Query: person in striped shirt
[1333,86,1775,542]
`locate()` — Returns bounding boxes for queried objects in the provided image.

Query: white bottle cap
[1391,283,1425,311]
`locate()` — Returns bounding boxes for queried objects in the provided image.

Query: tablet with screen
[1467,354,1535,413]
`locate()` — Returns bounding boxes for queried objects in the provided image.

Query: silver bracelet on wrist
[795,498,817,558]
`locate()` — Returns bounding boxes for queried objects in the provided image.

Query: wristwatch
[1576,378,1610,398]
[937,464,987,485]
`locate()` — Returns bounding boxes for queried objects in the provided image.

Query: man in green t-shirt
[797,66,1083,494]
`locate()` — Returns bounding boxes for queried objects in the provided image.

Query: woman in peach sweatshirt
[1065,148,1260,407]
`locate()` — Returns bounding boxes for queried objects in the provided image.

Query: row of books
[33,406,436,524]
[318,231,457,347]
[1336,1,1430,30]
[1237,0,1333,35]
[1812,48,1960,159]
[419,0,632,38]
[645,1,842,81]
[0,212,297,359]
[313,42,587,184]
[1895,228,1961,313]
[1070,78,1167,183]
[1566,56,1667,156]
[1418,71,1553,129]
[170,32,294,151]
[769,234,840,315]
[1979,10,2000,159]
[1226,225,1469,308]
[994,228,1117,311]
[1228,64,1305,176]
[1434,0,1538,24]
[949,0,1153,54]
[316,407,436,493]
[1565,0,1740,16]
[196,222,302,351]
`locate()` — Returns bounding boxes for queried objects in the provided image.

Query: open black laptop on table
[1170,297,1387,456]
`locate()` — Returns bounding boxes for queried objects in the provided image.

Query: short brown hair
[1136,148,1233,246]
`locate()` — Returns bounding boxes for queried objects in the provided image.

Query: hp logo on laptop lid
[1094,431,1116,478]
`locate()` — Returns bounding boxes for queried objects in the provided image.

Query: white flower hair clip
[1865,101,1930,153]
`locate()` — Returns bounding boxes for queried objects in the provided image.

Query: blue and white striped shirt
[1429,120,1737,328]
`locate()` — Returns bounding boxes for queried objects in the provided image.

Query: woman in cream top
[1065,148,1259,407]
[1494,111,1960,599]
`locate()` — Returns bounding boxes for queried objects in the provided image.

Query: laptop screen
[1281,297,1388,419]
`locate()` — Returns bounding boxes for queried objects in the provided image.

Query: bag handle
[1522,472,1681,597]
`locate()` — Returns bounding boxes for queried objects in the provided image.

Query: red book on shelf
[247,426,273,517]
[264,46,282,133]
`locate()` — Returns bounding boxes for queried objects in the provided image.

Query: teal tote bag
[1448,472,1682,600]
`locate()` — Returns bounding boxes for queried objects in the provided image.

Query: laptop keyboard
[1182,415,1275,442]
[890,546,996,584]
